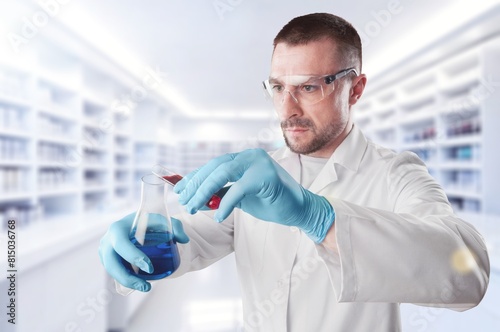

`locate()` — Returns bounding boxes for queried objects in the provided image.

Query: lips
[285,127,309,132]
[281,118,314,132]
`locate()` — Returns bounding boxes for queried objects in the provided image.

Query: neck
[306,120,353,158]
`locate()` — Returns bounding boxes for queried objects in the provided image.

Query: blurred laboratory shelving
[0,36,129,332]
[0,27,168,228]
[0,14,184,332]
[354,8,500,215]
[0,5,277,231]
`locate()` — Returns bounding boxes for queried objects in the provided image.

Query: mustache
[281,118,315,129]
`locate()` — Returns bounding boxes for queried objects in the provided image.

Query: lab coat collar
[330,124,367,173]
[272,125,368,193]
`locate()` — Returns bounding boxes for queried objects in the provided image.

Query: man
[99,13,489,331]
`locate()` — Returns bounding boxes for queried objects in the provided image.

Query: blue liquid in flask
[123,232,180,280]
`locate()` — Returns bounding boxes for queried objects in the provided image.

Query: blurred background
[0,0,499,331]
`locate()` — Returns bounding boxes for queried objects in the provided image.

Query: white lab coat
[172,125,489,331]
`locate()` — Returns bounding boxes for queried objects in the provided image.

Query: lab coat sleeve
[316,152,490,310]
[170,209,235,277]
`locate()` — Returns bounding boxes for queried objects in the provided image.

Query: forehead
[270,39,339,77]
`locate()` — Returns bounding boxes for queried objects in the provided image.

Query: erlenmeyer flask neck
[132,173,172,240]
[139,174,169,214]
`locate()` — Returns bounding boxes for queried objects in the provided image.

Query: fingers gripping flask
[117,173,180,295]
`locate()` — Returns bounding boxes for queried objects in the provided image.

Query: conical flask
[122,173,180,280]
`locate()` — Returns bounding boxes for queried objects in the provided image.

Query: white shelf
[134,165,154,171]
[83,118,103,129]
[373,121,396,133]
[0,92,32,108]
[38,188,79,197]
[82,90,109,109]
[439,69,481,95]
[354,111,372,123]
[424,162,439,170]
[82,143,109,152]
[84,185,109,193]
[38,135,78,145]
[439,134,482,147]
[0,192,33,201]
[114,149,131,156]
[83,164,109,171]
[400,93,436,112]
[440,161,482,170]
[37,69,80,94]
[0,128,32,139]
[0,159,31,166]
[445,189,482,200]
[38,106,79,122]
[37,161,69,168]
[115,129,131,137]
[398,109,435,126]
[401,140,437,151]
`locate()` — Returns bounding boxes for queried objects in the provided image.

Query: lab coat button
[290,226,299,232]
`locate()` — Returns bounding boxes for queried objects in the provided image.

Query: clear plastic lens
[301,84,321,93]
[263,68,358,107]
[264,77,329,106]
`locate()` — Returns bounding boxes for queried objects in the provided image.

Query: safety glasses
[262,68,358,107]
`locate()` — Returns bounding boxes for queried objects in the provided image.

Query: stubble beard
[281,117,346,155]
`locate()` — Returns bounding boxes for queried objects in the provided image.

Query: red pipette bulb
[152,164,225,210]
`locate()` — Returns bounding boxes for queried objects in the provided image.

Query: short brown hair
[273,13,362,71]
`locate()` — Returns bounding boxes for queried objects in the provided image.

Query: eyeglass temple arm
[326,68,359,83]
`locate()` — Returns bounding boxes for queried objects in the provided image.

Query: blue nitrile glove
[174,148,335,243]
[98,213,189,292]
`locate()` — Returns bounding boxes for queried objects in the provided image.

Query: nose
[281,90,298,104]
[277,90,303,120]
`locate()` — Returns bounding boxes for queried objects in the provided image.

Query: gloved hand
[98,213,189,292]
[175,148,335,243]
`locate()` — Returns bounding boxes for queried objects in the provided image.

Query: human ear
[349,74,367,106]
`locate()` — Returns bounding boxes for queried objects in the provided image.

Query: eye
[271,84,284,93]
[300,84,320,93]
